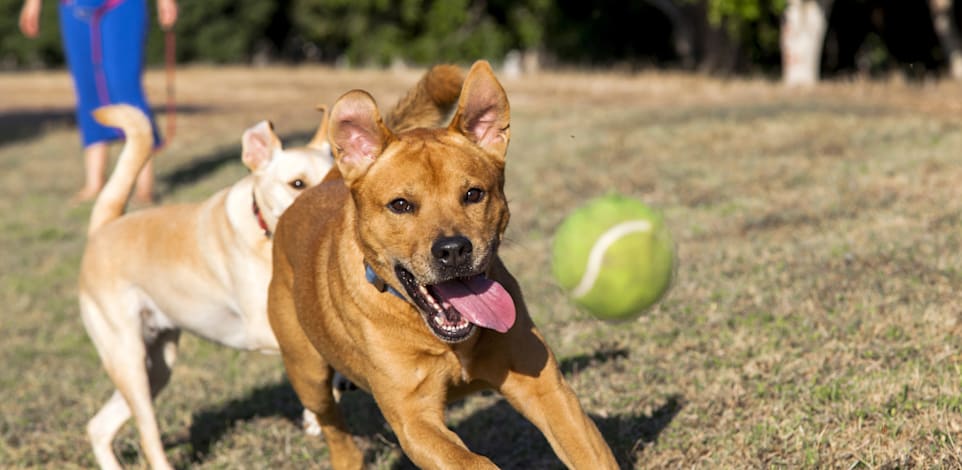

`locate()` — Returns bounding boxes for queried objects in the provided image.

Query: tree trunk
[781,0,834,86]
[643,0,696,68]
[929,0,962,80]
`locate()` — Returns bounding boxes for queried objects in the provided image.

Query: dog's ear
[449,60,511,160]
[329,90,393,182]
[306,104,330,152]
[241,120,281,171]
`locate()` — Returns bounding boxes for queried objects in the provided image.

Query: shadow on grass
[391,346,680,469]
[157,143,241,196]
[157,130,315,197]
[0,107,75,146]
[0,105,210,147]
[174,382,304,464]
[180,345,679,469]
[559,347,630,376]
[385,396,682,470]
[471,398,679,470]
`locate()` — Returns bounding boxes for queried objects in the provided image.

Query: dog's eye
[290,179,305,190]
[464,188,484,204]
[388,198,415,214]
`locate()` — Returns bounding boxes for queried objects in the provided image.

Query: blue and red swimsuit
[59,0,162,148]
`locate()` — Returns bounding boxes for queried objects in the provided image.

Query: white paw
[302,408,321,436]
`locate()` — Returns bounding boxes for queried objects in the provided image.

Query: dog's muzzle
[392,260,516,343]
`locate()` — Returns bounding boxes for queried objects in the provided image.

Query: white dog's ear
[242,120,281,171]
[306,104,330,152]
[329,90,394,183]
[449,60,510,161]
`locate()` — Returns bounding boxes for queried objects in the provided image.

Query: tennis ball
[551,194,674,321]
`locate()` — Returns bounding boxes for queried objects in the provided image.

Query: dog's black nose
[432,235,473,268]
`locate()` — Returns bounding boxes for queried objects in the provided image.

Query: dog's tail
[87,105,155,236]
[385,64,465,133]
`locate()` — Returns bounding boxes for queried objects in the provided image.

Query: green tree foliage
[145,0,277,63]
[0,0,277,67]
[545,0,680,66]
[0,0,928,76]
[704,0,787,26]
[699,0,788,66]
[289,0,549,66]
[0,0,549,68]
[0,0,63,67]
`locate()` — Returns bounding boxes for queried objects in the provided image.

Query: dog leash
[162,27,176,146]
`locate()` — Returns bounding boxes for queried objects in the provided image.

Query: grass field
[1,65,961,469]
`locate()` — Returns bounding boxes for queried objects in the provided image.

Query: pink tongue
[432,276,516,333]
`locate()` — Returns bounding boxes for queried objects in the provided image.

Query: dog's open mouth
[395,266,516,343]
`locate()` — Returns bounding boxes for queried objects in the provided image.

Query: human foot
[132,191,155,206]
[71,187,100,203]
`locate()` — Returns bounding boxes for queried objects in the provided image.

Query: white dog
[77,104,333,470]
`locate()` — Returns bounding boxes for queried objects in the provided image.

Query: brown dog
[268,61,618,468]
[78,65,464,470]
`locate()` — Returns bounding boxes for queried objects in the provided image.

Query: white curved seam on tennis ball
[571,219,653,299]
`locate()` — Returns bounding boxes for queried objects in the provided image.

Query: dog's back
[386,64,463,133]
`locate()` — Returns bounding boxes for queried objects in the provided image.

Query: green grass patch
[3,67,962,468]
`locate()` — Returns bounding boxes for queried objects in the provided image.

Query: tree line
[2,0,961,83]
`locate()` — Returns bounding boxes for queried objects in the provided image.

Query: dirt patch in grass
[2,66,961,468]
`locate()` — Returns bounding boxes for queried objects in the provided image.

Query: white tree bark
[781,0,834,86]
[929,0,962,80]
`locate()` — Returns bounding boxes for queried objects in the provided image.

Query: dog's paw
[302,409,321,436]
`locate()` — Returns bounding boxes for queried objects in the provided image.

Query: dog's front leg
[268,283,363,468]
[276,341,363,469]
[376,392,497,469]
[498,344,618,469]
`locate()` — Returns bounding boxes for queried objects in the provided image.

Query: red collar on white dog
[251,190,271,238]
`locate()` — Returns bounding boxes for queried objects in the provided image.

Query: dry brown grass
[1,65,961,469]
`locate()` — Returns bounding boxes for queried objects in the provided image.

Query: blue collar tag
[364,264,405,300]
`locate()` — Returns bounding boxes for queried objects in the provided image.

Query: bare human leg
[133,158,155,205]
[74,142,108,203]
